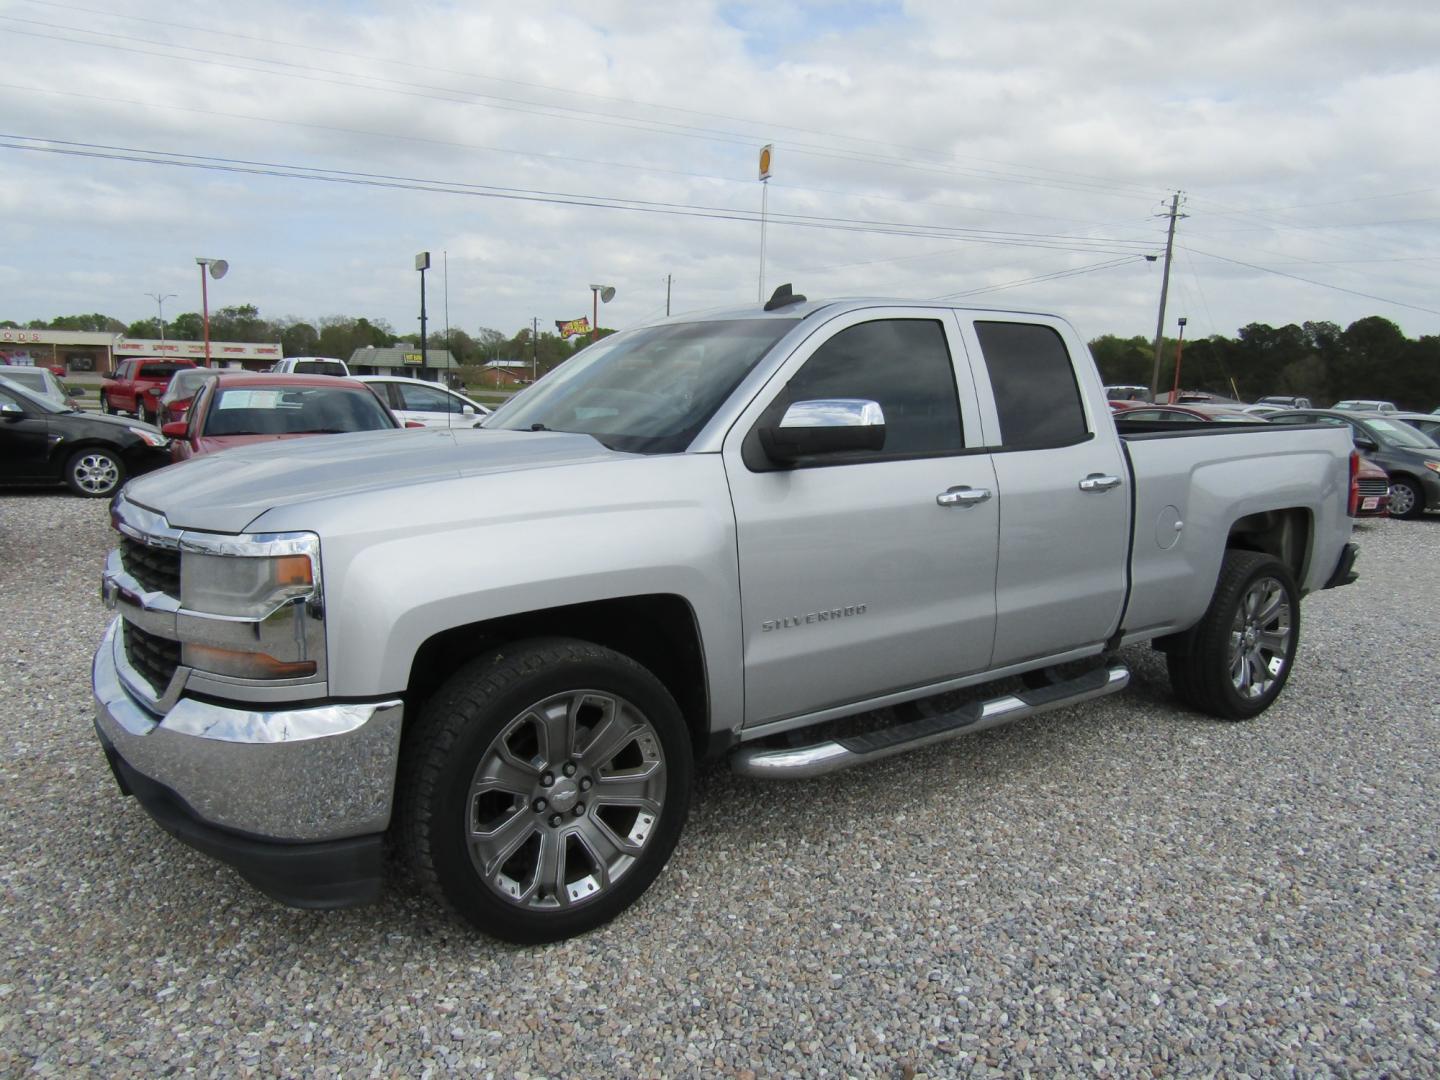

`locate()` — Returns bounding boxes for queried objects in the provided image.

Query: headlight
[181,552,314,618]
[127,426,167,446]
[176,532,325,683]
[1425,461,1440,474]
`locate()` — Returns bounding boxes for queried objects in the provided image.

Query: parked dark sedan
[0,375,170,497]
[1268,408,1440,519]
[1388,411,1440,443]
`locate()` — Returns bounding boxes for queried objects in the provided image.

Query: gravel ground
[1,491,1437,1078]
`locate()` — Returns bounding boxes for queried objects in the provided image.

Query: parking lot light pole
[589,284,615,343]
[1170,316,1188,403]
[416,252,430,374]
[194,258,228,365]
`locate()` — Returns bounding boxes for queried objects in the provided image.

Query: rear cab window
[969,321,1090,450]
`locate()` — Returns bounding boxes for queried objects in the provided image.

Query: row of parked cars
[0,360,493,498]
[1106,389,1440,519]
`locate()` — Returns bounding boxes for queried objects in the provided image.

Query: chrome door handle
[1079,473,1123,493]
[937,486,992,508]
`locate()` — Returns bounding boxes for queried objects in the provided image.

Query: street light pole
[416,252,431,376]
[588,284,615,343]
[145,292,176,342]
[1170,316,1188,403]
[194,257,228,365]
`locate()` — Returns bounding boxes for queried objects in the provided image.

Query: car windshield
[0,375,67,413]
[486,318,797,453]
[161,369,215,403]
[202,385,397,436]
[1368,417,1438,449]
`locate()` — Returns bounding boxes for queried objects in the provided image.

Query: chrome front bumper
[93,618,404,842]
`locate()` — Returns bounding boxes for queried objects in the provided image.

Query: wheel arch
[404,593,712,759]
[1224,507,1313,588]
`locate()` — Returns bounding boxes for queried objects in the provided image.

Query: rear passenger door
[724,308,999,727]
[392,380,471,428]
[959,318,1130,666]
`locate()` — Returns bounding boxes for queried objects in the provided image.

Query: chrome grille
[122,621,180,693]
[119,536,179,596]
[1356,478,1389,498]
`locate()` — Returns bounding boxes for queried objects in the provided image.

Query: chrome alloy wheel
[1228,576,1292,700]
[466,690,667,910]
[71,452,121,495]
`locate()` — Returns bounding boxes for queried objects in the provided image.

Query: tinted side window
[398,383,460,412]
[973,322,1089,449]
[760,318,963,462]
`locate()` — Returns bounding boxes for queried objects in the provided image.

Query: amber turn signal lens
[183,643,317,680]
[273,555,313,588]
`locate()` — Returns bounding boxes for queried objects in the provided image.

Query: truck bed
[1114,420,1354,645]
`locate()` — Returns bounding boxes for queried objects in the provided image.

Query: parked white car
[0,366,79,407]
[356,375,490,428]
[270,356,350,377]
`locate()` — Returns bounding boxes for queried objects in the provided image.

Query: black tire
[398,637,692,944]
[100,393,115,415]
[141,403,157,426]
[63,446,125,498]
[1167,550,1300,721]
[1388,476,1425,520]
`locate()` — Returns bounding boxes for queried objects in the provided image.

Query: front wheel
[100,394,115,415]
[64,447,125,497]
[1167,550,1300,720]
[398,638,692,944]
[1388,476,1424,519]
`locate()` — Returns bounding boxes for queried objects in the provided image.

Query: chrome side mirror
[1,401,22,418]
[759,398,886,464]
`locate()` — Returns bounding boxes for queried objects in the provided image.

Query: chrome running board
[730,663,1130,780]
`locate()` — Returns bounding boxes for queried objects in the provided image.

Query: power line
[13,0,1171,198]
[0,80,1171,240]
[1181,245,1440,317]
[0,16,1170,202]
[930,256,1145,300]
[0,135,1156,256]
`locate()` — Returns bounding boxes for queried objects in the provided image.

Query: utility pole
[532,316,539,383]
[666,274,672,317]
[1148,192,1186,400]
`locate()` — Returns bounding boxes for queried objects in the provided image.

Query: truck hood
[124,427,626,533]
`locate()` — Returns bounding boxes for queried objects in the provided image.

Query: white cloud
[0,0,1437,340]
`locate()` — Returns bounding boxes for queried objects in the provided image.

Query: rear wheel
[64,447,125,498]
[1388,476,1424,519]
[399,638,692,944]
[1167,550,1299,720]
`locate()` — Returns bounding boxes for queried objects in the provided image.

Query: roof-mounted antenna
[764,283,807,312]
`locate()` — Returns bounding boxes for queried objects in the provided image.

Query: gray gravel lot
[1,491,1437,1077]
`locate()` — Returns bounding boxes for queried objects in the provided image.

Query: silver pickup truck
[93,293,1360,943]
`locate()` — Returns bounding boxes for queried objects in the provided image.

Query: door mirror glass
[759,399,886,464]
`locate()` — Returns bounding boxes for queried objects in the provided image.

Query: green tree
[125,318,162,338]
[281,321,320,357]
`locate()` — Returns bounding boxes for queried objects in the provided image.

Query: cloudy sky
[2,0,1439,345]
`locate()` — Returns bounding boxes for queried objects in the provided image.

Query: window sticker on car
[217,390,291,410]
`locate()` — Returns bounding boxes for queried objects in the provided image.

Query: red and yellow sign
[555,317,591,338]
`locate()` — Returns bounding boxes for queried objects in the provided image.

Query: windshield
[1369,417,1438,449]
[161,369,215,403]
[0,374,67,413]
[202,385,397,436]
[486,318,796,453]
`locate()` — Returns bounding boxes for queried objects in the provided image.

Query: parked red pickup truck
[101,358,197,424]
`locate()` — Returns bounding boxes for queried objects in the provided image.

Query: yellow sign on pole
[759,144,773,181]
[402,352,423,365]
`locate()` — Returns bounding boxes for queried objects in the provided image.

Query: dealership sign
[115,338,282,360]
